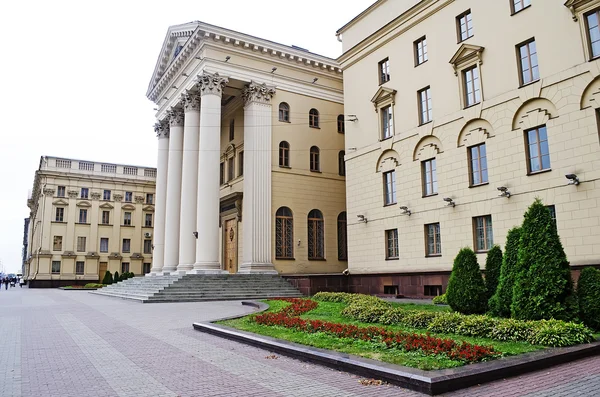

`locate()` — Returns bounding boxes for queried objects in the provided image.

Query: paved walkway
[0,287,599,396]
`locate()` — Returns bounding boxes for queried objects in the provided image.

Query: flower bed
[252,298,500,363]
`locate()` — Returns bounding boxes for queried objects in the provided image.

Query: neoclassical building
[147,22,347,277]
[25,156,157,287]
[338,0,600,296]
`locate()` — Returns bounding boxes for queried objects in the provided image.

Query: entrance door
[224,219,237,273]
[99,262,108,282]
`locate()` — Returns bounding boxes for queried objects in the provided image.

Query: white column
[162,109,184,274]
[149,121,169,275]
[191,72,229,274]
[176,92,201,272]
[239,81,278,274]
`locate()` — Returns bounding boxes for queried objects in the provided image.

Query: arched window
[279,141,290,167]
[338,151,345,176]
[276,207,294,259]
[308,209,324,260]
[337,115,345,134]
[279,102,290,122]
[337,212,347,261]
[309,108,319,128]
[310,146,320,172]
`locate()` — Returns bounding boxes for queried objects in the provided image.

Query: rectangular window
[228,157,235,181]
[145,213,152,227]
[75,261,84,275]
[143,239,152,254]
[457,10,474,42]
[76,236,86,252]
[512,0,531,14]
[379,58,390,84]
[414,37,428,66]
[103,190,111,200]
[122,239,131,253]
[238,151,244,176]
[121,262,130,274]
[385,229,399,259]
[425,223,442,256]
[517,39,539,86]
[51,261,61,274]
[469,143,488,186]
[220,163,224,185]
[381,105,393,139]
[80,188,89,199]
[125,191,133,202]
[123,212,132,226]
[101,211,110,225]
[422,158,438,196]
[57,186,66,197]
[424,285,443,296]
[146,193,154,204]
[418,87,433,124]
[78,209,88,224]
[474,215,494,252]
[55,207,64,222]
[100,238,109,253]
[585,9,600,59]
[383,171,397,205]
[53,236,63,251]
[143,263,151,274]
[546,205,557,229]
[526,125,551,173]
[463,66,481,107]
[229,119,235,141]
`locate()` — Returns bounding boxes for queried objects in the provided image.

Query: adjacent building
[147,22,347,278]
[25,156,157,287]
[338,0,600,297]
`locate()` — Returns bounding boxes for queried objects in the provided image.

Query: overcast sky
[0,0,374,273]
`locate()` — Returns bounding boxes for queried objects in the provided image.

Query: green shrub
[489,227,521,318]
[527,320,594,347]
[484,246,503,302]
[313,292,354,303]
[446,248,488,314]
[83,283,104,288]
[129,272,134,278]
[577,267,600,330]
[114,271,120,283]
[489,319,535,342]
[427,312,463,334]
[432,294,447,305]
[401,311,437,328]
[457,315,498,338]
[512,199,577,321]
[102,270,113,285]
[379,308,408,325]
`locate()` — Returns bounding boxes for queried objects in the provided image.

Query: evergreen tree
[577,267,600,330]
[489,227,521,317]
[114,271,120,283]
[446,247,488,314]
[484,245,503,302]
[511,199,577,321]
[102,270,113,285]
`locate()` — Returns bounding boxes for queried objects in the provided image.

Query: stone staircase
[90,274,303,303]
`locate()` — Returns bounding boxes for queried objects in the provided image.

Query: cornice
[336,0,387,35]
[564,0,600,20]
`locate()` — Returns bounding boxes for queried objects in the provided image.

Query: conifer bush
[577,267,600,330]
[484,246,502,302]
[102,270,113,285]
[446,248,488,314]
[489,227,521,318]
[114,271,120,283]
[511,199,577,321]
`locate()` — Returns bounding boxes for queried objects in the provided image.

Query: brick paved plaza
[0,287,599,397]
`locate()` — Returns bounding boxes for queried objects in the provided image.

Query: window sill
[527,168,552,176]
[338,131,345,135]
[419,120,433,127]
[511,5,531,16]
[121,225,135,228]
[415,60,428,68]
[469,182,489,189]
[310,170,322,173]
[52,221,67,224]
[279,165,291,169]
[75,223,90,225]
[463,102,481,110]
[79,197,89,200]
[276,257,296,261]
[426,254,442,258]
[379,79,391,86]
[309,126,321,129]
[457,35,474,44]
[308,258,326,261]
[144,225,154,228]
[380,136,393,142]
[475,250,490,254]
[99,251,109,254]
[99,223,113,226]
[384,202,397,207]
[519,79,540,89]
[422,193,439,199]
[278,120,291,123]
[386,257,400,261]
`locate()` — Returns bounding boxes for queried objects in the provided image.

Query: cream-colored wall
[341,0,600,274]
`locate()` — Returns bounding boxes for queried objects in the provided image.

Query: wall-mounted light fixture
[297,239,301,246]
[346,114,358,122]
[193,232,198,239]
[443,197,456,207]
[497,186,511,198]
[312,77,318,84]
[271,67,277,73]
[399,206,412,216]
[357,214,368,223]
[195,56,202,60]
[225,56,231,62]
[565,174,580,185]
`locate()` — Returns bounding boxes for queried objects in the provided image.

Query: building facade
[22,217,29,276]
[25,156,157,287]
[337,0,600,297]
[147,22,347,277]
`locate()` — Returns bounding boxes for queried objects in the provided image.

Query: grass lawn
[217,299,544,371]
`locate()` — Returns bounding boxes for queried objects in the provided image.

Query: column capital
[243,81,276,106]
[167,109,184,126]
[198,72,228,97]
[181,91,201,112]
[154,121,169,139]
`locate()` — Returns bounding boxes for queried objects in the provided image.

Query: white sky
[0,0,374,273]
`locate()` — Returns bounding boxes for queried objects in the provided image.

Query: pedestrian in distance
[3,277,8,290]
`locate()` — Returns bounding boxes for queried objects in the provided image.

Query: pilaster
[149,121,170,275]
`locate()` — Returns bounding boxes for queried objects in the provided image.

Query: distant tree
[484,245,503,303]
[446,248,488,314]
[102,270,113,285]
[114,271,120,283]
[489,227,521,318]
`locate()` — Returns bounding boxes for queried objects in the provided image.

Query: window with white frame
[78,209,88,224]
[76,236,86,252]
[80,188,89,199]
[101,210,110,225]
[463,66,481,107]
[122,239,131,253]
[383,170,397,205]
[57,186,66,197]
[103,190,111,200]
[125,191,133,202]
[381,105,393,139]
[123,212,132,226]
[51,261,61,274]
[386,229,399,259]
[100,238,109,253]
[55,207,65,222]
[418,87,433,124]
[473,215,494,252]
[425,223,442,256]
[422,158,438,196]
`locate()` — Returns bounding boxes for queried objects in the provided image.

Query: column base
[190,261,227,274]
[238,262,278,274]
[161,266,178,275]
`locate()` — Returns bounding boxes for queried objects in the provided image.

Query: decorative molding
[143,205,155,212]
[52,199,69,206]
[108,252,122,260]
[242,81,276,106]
[167,108,184,126]
[113,194,123,202]
[90,192,101,200]
[122,204,136,211]
[43,188,55,195]
[131,253,144,260]
[154,120,170,138]
[134,195,145,204]
[76,200,92,208]
[198,72,228,97]
[67,190,79,198]
[181,91,201,112]
[371,86,397,112]
[85,252,99,259]
[99,202,114,209]
[61,251,76,258]
[564,0,598,21]
[449,44,484,76]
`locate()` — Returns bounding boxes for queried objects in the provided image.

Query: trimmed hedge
[313,292,594,347]
[102,270,113,285]
[446,248,488,314]
[432,294,447,305]
[83,283,104,288]
[577,267,600,330]
[484,246,503,302]
[489,227,521,318]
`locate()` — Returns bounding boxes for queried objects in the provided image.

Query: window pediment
[53,199,69,206]
[564,0,599,20]
[371,87,397,112]
[121,204,136,211]
[449,44,484,75]
[143,205,155,212]
[76,200,92,208]
[99,203,114,210]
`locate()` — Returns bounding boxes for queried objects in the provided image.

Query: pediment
[52,198,69,206]
[564,0,599,20]
[449,44,485,74]
[121,204,136,211]
[76,200,92,208]
[99,202,114,210]
[370,87,397,111]
[143,205,155,212]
